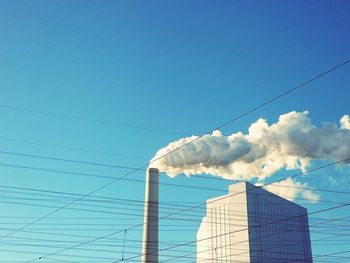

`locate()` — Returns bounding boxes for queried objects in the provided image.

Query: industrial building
[196,182,313,262]
[142,168,159,263]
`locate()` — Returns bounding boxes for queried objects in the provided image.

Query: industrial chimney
[141,168,159,263]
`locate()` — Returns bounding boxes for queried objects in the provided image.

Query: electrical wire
[25,157,350,262]
[0,104,186,135]
[3,58,349,261]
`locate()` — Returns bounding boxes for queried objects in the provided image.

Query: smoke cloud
[151,111,350,201]
[262,179,320,203]
[340,115,350,130]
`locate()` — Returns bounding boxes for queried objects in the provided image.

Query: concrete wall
[197,182,251,262]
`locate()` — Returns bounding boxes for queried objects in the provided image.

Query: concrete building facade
[196,182,313,263]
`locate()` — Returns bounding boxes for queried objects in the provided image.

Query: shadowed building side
[142,168,159,263]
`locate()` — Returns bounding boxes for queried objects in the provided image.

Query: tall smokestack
[142,168,159,263]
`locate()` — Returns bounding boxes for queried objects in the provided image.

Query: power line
[112,158,350,262]
[0,150,146,171]
[0,104,186,135]
[0,180,347,224]
[147,201,350,263]
[0,137,146,160]
[0,162,228,193]
[27,157,350,262]
[165,210,350,262]
[10,58,350,261]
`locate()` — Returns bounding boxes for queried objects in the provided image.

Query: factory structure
[142,168,159,263]
[196,182,313,262]
[141,169,312,263]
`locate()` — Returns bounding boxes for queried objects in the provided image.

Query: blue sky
[0,1,350,262]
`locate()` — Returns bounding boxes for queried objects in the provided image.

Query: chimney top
[148,167,159,174]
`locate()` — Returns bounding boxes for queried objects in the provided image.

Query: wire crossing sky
[4,57,350,261]
[0,1,350,262]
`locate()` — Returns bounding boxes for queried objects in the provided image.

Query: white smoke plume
[340,115,350,130]
[263,179,320,203]
[151,111,350,201]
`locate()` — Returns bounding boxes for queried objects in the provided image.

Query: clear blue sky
[0,1,349,262]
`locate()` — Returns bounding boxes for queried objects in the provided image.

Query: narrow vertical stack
[141,168,159,263]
